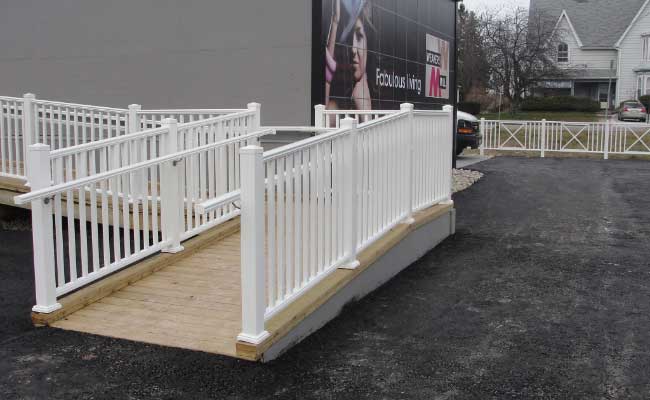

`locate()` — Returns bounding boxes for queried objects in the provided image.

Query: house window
[643,36,650,61]
[557,43,569,63]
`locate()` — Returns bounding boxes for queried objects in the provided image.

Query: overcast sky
[461,0,530,12]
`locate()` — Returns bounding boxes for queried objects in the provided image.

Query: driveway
[1,157,650,399]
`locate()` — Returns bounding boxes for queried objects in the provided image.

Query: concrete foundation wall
[0,0,312,125]
[262,208,455,361]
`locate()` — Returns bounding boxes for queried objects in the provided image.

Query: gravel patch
[453,168,483,193]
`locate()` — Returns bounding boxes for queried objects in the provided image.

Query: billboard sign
[315,0,454,113]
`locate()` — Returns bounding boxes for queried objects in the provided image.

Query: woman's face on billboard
[351,17,367,82]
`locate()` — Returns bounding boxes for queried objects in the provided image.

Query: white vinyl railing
[32,98,129,150]
[135,107,250,130]
[0,93,251,181]
[15,125,274,312]
[0,96,25,178]
[314,104,398,128]
[45,106,258,193]
[217,104,454,345]
[481,119,650,159]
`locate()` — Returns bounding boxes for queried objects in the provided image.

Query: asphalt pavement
[1,157,650,399]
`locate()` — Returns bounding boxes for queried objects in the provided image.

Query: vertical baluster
[141,158,151,249]
[132,163,141,255]
[199,125,207,226]
[7,102,15,175]
[55,106,62,150]
[78,153,88,278]
[111,173,122,263]
[15,101,23,176]
[0,101,5,174]
[54,159,65,286]
[285,154,294,294]
[294,152,302,288]
[309,146,317,280]
[89,150,99,273]
[267,161,276,307]
[150,144,159,244]
[65,155,77,283]
[301,148,310,283]
[208,124,216,221]
[330,140,338,261]
[99,152,111,267]
[277,157,285,300]
[324,142,331,268]
[64,106,70,148]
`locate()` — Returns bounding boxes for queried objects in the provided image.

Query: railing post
[340,117,360,270]
[442,105,455,204]
[314,104,325,128]
[604,120,610,160]
[27,144,61,313]
[247,102,261,145]
[237,145,270,344]
[401,103,415,224]
[479,117,485,156]
[160,118,184,253]
[540,119,546,158]
[128,104,141,134]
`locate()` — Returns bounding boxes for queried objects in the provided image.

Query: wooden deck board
[53,230,244,356]
[49,202,453,361]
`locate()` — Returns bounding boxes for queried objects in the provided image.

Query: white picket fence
[0,93,251,181]
[198,104,454,344]
[481,119,650,158]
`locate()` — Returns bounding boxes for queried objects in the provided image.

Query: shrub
[520,96,600,112]
[458,101,481,115]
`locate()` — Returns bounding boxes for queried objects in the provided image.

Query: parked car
[618,100,647,122]
[456,110,481,155]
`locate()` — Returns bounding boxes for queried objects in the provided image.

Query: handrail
[263,126,350,162]
[138,109,247,114]
[15,128,275,204]
[322,109,398,115]
[174,109,254,129]
[264,112,408,162]
[49,126,168,159]
[0,96,22,102]
[195,189,241,214]
[263,126,337,133]
[33,99,128,113]
[413,110,452,116]
[356,110,408,130]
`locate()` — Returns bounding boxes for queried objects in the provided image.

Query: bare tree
[457,3,489,100]
[479,7,563,110]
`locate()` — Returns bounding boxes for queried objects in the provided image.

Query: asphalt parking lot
[1,157,650,399]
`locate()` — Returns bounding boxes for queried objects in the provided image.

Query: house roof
[531,0,647,48]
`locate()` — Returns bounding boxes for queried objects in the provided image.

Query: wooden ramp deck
[34,203,454,361]
[52,230,243,357]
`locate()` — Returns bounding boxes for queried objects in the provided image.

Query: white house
[531,0,650,108]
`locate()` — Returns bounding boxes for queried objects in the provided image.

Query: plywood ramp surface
[53,232,243,357]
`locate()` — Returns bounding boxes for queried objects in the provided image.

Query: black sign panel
[313,0,455,112]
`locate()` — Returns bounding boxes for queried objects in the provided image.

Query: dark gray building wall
[0,0,312,125]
